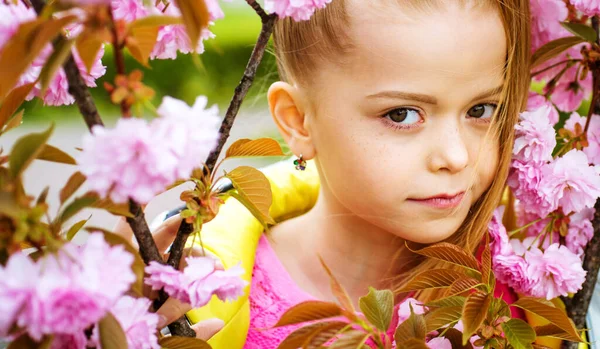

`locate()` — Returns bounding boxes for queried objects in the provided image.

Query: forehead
[321,0,507,98]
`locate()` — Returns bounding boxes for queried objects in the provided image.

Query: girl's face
[304,1,506,243]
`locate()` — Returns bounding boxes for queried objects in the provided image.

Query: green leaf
[226,166,275,225]
[0,83,34,131]
[58,192,98,223]
[278,321,347,349]
[395,304,427,344]
[561,22,597,43]
[60,171,86,204]
[274,300,344,327]
[358,287,394,332]
[398,269,465,293]
[39,37,75,95]
[502,318,536,349]
[424,306,463,332]
[319,256,356,316]
[531,36,585,68]
[66,217,89,241]
[225,138,285,158]
[37,144,76,165]
[461,291,491,344]
[425,296,467,309]
[98,312,127,349]
[407,242,481,275]
[9,124,54,178]
[512,297,582,342]
[159,336,212,349]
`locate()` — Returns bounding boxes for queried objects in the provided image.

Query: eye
[467,103,497,120]
[383,108,422,125]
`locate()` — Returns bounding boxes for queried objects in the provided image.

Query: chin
[394,221,462,245]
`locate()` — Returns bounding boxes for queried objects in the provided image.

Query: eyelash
[380,103,499,131]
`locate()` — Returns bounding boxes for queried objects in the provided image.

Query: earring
[294,154,307,171]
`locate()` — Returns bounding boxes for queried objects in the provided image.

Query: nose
[427,121,469,174]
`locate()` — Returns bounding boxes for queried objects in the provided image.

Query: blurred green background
[22,2,279,124]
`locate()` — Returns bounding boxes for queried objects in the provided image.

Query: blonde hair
[273,0,531,301]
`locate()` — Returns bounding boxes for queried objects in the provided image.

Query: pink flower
[549,69,593,113]
[109,296,160,349]
[508,160,555,217]
[566,208,595,257]
[513,105,557,162]
[265,0,332,21]
[525,243,586,299]
[51,332,88,349]
[397,298,426,323]
[492,254,534,295]
[426,337,452,349]
[111,0,148,21]
[0,2,36,49]
[527,92,559,124]
[0,253,38,338]
[79,96,220,204]
[529,0,568,52]
[488,207,513,257]
[565,112,600,165]
[571,0,600,16]
[145,257,247,308]
[151,25,214,60]
[540,149,600,215]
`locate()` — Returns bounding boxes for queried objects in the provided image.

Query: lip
[407,192,465,209]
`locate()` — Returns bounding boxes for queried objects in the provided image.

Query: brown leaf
[277,321,347,349]
[0,16,77,102]
[481,233,492,287]
[395,306,427,343]
[396,338,430,349]
[225,138,285,158]
[534,323,576,340]
[174,0,209,52]
[531,36,585,68]
[319,256,356,316]
[445,277,481,297]
[128,15,183,29]
[8,335,53,349]
[399,269,465,293]
[37,144,76,165]
[0,83,34,130]
[304,322,350,348]
[76,29,104,74]
[36,186,50,205]
[98,312,128,349]
[60,171,86,204]
[424,306,463,332]
[227,166,275,225]
[328,330,370,349]
[91,198,134,217]
[159,336,212,349]
[512,297,582,342]
[39,37,75,95]
[126,25,159,67]
[407,242,481,274]
[273,300,344,327]
[439,328,474,349]
[461,291,491,344]
[3,109,24,134]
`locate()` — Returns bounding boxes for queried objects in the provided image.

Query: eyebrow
[365,85,504,105]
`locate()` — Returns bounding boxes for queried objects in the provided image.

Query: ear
[267,81,316,160]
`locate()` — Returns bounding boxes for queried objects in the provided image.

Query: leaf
[304,322,351,348]
[277,321,347,349]
[91,198,134,217]
[395,305,427,344]
[358,287,393,332]
[512,297,582,342]
[3,109,24,134]
[66,217,89,241]
[60,171,86,204]
[37,144,76,165]
[502,318,536,349]
[8,335,53,349]
[425,296,467,309]
[424,306,463,332]
[159,336,212,349]
[445,277,481,297]
[59,192,98,223]
[482,233,492,287]
[561,22,598,43]
[396,338,430,349]
[0,83,34,130]
[407,242,481,275]
[94,229,145,296]
[439,328,474,349]
[174,0,209,52]
[461,291,491,344]
[129,15,183,29]
[9,124,54,178]
[328,330,370,349]
[398,269,466,293]
[225,138,285,158]
[126,25,159,67]
[39,37,75,95]
[274,300,344,327]
[0,16,77,102]
[534,323,578,341]
[531,36,585,68]
[226,166,275,225]
[98,312,128,349]
[319,256,356,315]
[76,29,104,74]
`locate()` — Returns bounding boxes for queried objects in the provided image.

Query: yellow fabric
[185,159,319,348]
[185,158,583,349]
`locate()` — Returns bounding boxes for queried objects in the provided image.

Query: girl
[123,0,532,347]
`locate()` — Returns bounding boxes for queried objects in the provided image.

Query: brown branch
[563,16,600,349]
[245,0,270,23]
[108,8,131,118]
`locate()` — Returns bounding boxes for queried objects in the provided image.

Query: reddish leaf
[481,233,492,287]
[159,336,212,349]
[328,330,370,349]
[408,242,481,274]
[274,301,344,327]
[531,36,585,68]
[399,269,465,293]
[319,256,356,315]
[512,297,582,342]
[0,83,34,130]
[226,138,285,158]
[445,277,481,297]
[277,321,347,349]
[304,322,350,348]
[461,291,491,344]
[439,328,474,349]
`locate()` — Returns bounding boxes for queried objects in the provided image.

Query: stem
[563,15,600,349]
[531,59,580,78]
[108,8,131,118]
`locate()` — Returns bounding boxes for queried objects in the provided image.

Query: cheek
[473,136,500,196]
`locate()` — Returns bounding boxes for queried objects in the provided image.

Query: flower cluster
[264,0,332,21]
[145,256,247,308]
[78,96,221,204]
